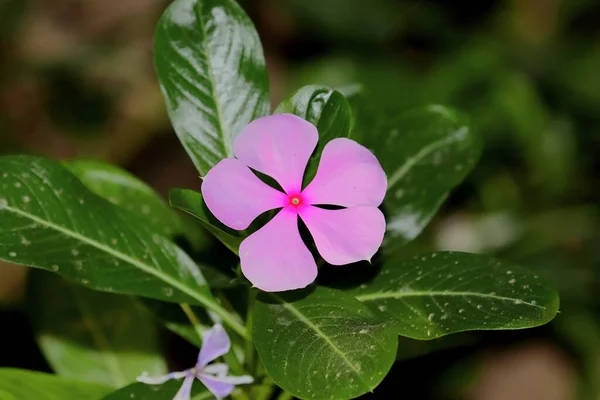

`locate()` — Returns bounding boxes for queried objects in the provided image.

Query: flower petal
[298,206,386,265]
[197,324,231,368]
[136,370,187,385]
[197,375,234,400]
[239,208,318,292]
[199,373,254,386]
[302,138,387,207]
[198,373,254,399]
[233,114,318,194]
[174,375,195,400]
[202,158,287,230]
[202,363,228,377]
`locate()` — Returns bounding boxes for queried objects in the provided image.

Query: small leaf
[351,252,559,339]
[102,380,214,400]
[27,271,167,388]
[0,156,246,338]
[253,287,397,400]
[169,188,242,254]
[155,0,270,175]
[275,85,353,185]
[356,101,481,249]
[0,369,111,400]
[65,159,207,249]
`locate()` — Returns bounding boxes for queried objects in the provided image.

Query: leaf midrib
[271,294,371,391]
[355,290,545,309]
[3,205,228,322]
[192,2,231,159]
[387,128,466,189]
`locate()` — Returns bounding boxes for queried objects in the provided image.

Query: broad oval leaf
[275,85,353,185]
[358,102,481,249]
[0,156,245,337]
[253,287,397,400]
[102,381,214,400]
[64,160,179,235]
[27,271,166,388]
[169,188,242,254]
[155,0,270,175]
[0,369,111,400]
[350,252,559,339]
[65,159,208,252]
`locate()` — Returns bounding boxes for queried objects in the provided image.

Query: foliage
[0,0,573,399]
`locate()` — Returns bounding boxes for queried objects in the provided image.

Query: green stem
[180,303,206,339]
[203,300,248,339]
[245,289,257,374]
[276,391,295,400]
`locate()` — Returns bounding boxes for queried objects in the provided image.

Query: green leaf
[0,369,111,400]
[102,381,214,400]
[360,103,481,249]
[0,155,246,338]
[169,188,242,254]
[155,0,270,176]
[27,271,166,388]
[350,252,559,339]
[64,159,206,248]
[275,85,353,186]
[142,300,209,348]
[253,287,397,400]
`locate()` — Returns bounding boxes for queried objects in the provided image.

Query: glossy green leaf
[169,188,242,254]
[351,252,559,339]
[155,0,270,176]
[64,159,205,247]
[359,103,481,249]
[0,156,246,337]
[0,369,111,400]
[102,380,214,400]
[275,85,353,185]
[27,271,166,388]
[253,287,397,400]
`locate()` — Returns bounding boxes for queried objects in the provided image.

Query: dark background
[1,0,600,399]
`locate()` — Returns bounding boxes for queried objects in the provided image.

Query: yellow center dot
[291,198,300,205]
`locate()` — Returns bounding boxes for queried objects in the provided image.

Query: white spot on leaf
[386,210,422,241]
[169,0,196,26]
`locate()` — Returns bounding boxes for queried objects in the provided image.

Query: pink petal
[302,138,387,207]
[298,206,386,265]
[239,208,318,292]
[197,324,231,368]
[201,158,287,230]
[233,114,318,194]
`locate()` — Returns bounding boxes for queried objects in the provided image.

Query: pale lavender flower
[137,324,253,400]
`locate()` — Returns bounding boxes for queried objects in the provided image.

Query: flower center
[288,194,303,208]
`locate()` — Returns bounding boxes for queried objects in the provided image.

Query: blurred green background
[1,0,599,399]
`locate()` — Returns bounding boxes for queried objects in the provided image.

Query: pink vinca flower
[202,114,387,292]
